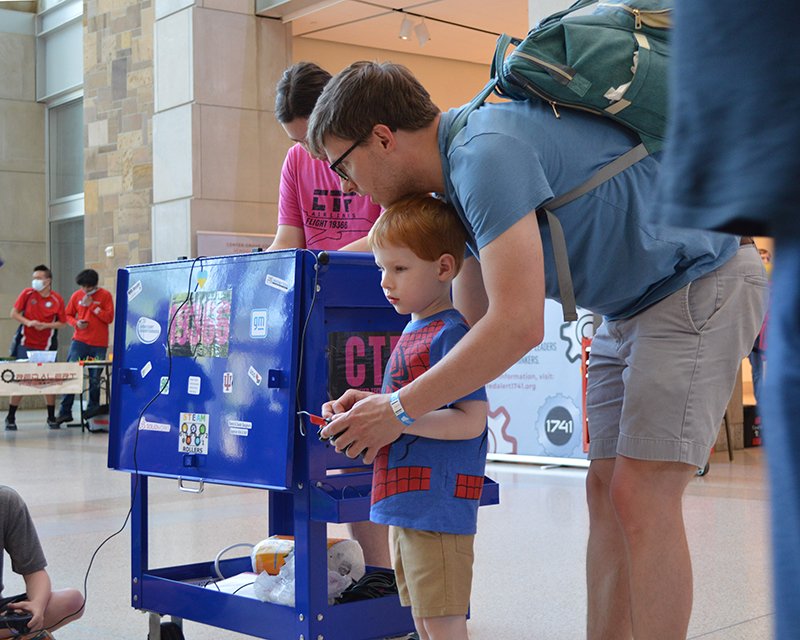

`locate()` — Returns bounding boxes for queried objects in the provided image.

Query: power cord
[294,250,328,435]
[335,571,398,604]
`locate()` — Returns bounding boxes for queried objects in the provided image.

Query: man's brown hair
[307,61,440,155]
[367,194,467,275]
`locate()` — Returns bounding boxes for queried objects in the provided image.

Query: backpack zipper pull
[550,101,561,118]
[633,8,642,29]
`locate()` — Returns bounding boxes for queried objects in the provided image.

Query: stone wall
[0,9,46,361]
[83,0,155,298]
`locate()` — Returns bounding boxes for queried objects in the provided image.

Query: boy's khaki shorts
[391,526,474,618]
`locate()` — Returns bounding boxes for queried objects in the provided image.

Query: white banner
[486,301,593,463]
[0,362,83,395]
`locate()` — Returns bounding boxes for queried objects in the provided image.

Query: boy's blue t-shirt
[438,101,739,320]
[370,309,488,535]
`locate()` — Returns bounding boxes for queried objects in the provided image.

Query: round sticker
[136,317,162,344]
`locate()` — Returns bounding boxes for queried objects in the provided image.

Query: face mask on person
[32,279,47,292]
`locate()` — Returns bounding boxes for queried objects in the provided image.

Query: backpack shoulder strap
[539,143,649,322]
[447,33,520,149]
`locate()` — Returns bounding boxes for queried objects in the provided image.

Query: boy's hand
[321,389,375,420]
[7,598,44,632]
[320,393,407,464]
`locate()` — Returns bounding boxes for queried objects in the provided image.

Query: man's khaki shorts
[587,244,769,468]
[391,526,475,619]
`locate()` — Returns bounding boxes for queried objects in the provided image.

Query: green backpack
[447,0,672,321]
[448,0,671,153]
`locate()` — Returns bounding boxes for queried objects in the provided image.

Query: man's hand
[31,320,45,331]
[79,294,93,307]
[76,320,89,330]
[320,392,406,464]
[321,389,375,419]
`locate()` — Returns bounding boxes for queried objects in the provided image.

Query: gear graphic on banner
[536,393,583,457]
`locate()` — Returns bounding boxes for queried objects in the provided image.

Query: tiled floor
[2,409,772,640]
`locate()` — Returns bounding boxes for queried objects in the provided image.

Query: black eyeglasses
[329,138,363,181]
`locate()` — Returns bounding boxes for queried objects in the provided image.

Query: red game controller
[297,411,365,458]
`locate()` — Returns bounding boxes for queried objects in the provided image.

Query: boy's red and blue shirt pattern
[370,309,488,535]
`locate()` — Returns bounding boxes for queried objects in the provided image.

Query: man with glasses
[308,61,767,640]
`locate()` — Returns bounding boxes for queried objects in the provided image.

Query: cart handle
[178,478,204,493]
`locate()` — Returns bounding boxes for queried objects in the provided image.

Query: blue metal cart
[108,250,498,640]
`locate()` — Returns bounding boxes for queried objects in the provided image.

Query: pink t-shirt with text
[278,144,382,250]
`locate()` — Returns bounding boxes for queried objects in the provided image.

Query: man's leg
[5,396,21,429]
[586,458,632,640]
[86,346,108,409]
[58,341,85,420]
[348,520,391,568]
[610,456,696,640]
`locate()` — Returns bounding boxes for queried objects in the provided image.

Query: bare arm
[267,225,305,251]
[9,569,52,632]
[32,320,67,331]
[11,307,28,326]
[402,400,486,440]
[338,236,372,252]
[320,211,546,463]
[453,255,489,326]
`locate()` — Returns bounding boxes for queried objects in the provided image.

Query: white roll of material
[327,538,366,582]
[251,537,366,606]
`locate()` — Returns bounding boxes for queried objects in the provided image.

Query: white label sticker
[179,412,209,454]
[136,317,162,344]
[223,372,233,393]
[229,420,252,430]
[230,428,249,437]
[248,366,262,386]
[159,377,170,395]
[250,309,268,338]
[265,274,290,292]
[139,417,171,432]
[127,280,143,301]
[187,376,201,395]
[141,361,152,378]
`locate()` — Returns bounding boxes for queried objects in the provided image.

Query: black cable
[232,582,256,596]
[335,571,398,604]
[294,250,324,436]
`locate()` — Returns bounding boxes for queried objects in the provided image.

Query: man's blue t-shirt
[438,101,739,320]
[370,309,488,535]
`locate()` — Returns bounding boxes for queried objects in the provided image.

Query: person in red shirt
[5,265,67,430]
[55,269,114,425]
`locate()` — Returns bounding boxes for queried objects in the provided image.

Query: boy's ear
[438,254,456,280]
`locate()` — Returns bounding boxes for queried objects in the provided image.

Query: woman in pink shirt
[269,62,382,252]
[269,63,389,569]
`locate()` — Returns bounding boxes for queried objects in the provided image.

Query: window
[49,98,83,200]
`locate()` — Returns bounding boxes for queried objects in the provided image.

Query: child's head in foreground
[367,194,468,320]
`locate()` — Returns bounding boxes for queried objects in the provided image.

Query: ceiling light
[415,19,430,47]
[398,17,414,40]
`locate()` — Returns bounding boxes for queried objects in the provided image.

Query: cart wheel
[697,462,710,477]
[148,622,185,640]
